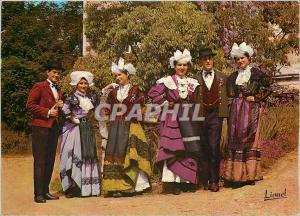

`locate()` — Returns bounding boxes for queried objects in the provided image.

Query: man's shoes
[44,193,59,200]
[34,195,46,203]
[188,184,197,193]
[209,182,219,192]
[203,183,209,190]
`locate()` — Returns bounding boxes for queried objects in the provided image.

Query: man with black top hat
[195,48,229,192]
[26,62,63,203]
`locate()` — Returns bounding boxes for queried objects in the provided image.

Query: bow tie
[51,83,59,90]
[204,71,212,77]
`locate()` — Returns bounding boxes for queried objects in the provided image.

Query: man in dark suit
[26,64,63,203]
[196,48,229,192]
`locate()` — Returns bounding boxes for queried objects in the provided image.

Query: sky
[32,0,71,7]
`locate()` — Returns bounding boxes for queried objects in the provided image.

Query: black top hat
[199,48,217,58]
[44,60,63,72]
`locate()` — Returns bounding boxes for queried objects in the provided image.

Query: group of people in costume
[27,42,271,203]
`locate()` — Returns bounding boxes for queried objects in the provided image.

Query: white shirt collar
[47,79,58,100]
[202,69,215,77]
[202,69,215,90]
[47,79,53,85]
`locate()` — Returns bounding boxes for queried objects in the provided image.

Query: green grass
[1,123,31,154]
[259,105,299,141]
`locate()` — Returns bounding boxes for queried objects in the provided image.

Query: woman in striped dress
[223,42,272,187]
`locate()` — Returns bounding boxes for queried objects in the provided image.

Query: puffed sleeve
[90,93,100,107]
[128,86,145,106]
[148,83,167,105]
[227,73,236,99]
[62,96,72,119]
[254,70,272,102]
[190,85,199,104]
[104,88,116,114]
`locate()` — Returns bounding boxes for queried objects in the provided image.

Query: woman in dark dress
[223,42,272,187]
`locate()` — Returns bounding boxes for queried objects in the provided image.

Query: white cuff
[160,100,169,107]
[72,117,80,124]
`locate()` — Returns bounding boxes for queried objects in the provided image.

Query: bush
[81,2,218,92]
[1,123,31,154]
[82,1,299,93]
[259,105,299,141]
[259,105,298,169]
[1,2,83,132]
[143,123,161,183]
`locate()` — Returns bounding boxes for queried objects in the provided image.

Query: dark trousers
[199,109,223,184]
[32,122,59,196]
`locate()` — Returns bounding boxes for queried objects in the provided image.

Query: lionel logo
[264,188,287,201]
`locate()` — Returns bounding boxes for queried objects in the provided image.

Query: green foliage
[197,2,299,75]
[2,2,83,67]
[83,2,217,91]
[1,1,83,132]
[81,2,299,93]
[84,2,160,50]
[1,56,42,131]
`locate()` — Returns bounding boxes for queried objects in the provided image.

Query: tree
[1,57,41,131]
[84,2,160,50]
[80,1,299,92]
[1,1,83,132]
[80,2,217,91]
[194,2,299,75]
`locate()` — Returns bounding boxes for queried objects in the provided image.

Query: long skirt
[223,98,263,182]
[60,122,100,196]
[156,112,200,184]
[102,120,151,194]
[161,120,201,183]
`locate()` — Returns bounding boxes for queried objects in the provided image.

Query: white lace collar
[156,75,199,99]
[176,75,189,99]
[75,91,94,111]
[117,83,131,102]
[236,66,252,85]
